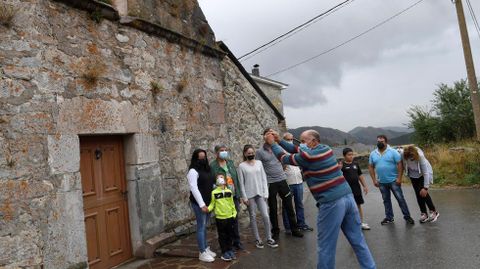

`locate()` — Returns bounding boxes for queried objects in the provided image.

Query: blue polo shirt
[369,146,401,183]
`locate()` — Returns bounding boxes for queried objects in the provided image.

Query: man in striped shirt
[265,129,375,269]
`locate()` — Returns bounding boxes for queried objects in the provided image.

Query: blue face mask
[299,143,307,149]
[219,151,229,160]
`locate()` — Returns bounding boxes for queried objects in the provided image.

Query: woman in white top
[187,149,217,262]
[237,145,278,249]
[403,146,439,223]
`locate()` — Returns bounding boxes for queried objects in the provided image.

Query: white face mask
[219,151,228,160]
[216,177,225,186]
[286,140,294,144]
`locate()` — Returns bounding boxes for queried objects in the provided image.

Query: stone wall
[0,0,281,267]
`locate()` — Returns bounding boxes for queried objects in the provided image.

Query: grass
[81,60,106,87]
[150,81,163,96]
[0,3,16,28]
[90,8,103,23]
[424,140,480,187]
[177,76,188,93]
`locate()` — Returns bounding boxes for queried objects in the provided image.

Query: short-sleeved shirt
[341,161,362,196]
[369,146,401,183]
[256,144,287,183]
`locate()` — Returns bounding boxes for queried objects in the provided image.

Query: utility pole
[453,0,480,141]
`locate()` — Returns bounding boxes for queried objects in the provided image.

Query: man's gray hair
[283,132,293,139]
[306,130,321,141]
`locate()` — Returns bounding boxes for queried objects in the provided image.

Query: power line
[238,0,354,61]
[265,0,427,78]
[240,0,355,62]
[465,0,480,40]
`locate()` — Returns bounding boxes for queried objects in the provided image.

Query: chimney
[252,64,260,76]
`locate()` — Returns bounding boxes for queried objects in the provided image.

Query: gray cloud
[199,0,480,129]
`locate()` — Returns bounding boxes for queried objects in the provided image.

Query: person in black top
[340,148,371,230]
[187,149,217,262]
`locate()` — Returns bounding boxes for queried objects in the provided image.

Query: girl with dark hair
[403,146,439,223]
[187,149,216,262]
[237,145,278,249]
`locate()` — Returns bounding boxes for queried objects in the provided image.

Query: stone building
[0,0,285,268]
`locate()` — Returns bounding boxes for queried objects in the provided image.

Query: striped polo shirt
[271,140,351,204]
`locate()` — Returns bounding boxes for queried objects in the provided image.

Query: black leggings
[410,176,436,214]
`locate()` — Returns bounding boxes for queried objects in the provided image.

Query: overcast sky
[198,0,480,132]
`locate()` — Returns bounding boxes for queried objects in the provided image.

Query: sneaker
[405,216,415,225]
[380,218,394,225]
[291,229,304,238]
[428,211,439,222]
[419,213,429,223]
[266,239,278,248]
[220,253,232,262]
[199,251,215,263]
[228,250,237,260]
[255,240,265,249]
[361,223,371,230]
[205,246,217,258]
[300,225,314,231]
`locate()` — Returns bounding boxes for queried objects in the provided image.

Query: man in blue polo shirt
[368,135,414,225]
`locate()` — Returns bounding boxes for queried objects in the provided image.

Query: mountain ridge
[288,125,412,146]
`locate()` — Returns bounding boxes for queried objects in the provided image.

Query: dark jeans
[215,217,235,254]
[268,180,297,235]
[379,182,411,220]
[410,177,436,214]
[233,198,241,246]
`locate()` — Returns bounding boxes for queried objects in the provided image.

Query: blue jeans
[317,194,376,269]
[191,202,209,253]
[282,183,307,229]
[378,182,411,220]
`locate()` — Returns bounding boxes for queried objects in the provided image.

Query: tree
[407,79,476,146]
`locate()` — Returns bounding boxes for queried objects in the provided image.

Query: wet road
[231,176,480,269]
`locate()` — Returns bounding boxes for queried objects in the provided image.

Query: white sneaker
[205,246,217,258]
[428,211,439,222]
[199,251,214,262]
[361,223,371,230]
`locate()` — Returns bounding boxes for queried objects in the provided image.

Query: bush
[424,140,480,186]
[407,79,476,146]
[0,3,16,28]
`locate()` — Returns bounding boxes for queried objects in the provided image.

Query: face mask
[198,159,208,166]
[219,151,228,160]
[286,140,294,144]
[377,142,386,149]
[216,177,225,186]
[299,143,307,149]
[246,155,255,160]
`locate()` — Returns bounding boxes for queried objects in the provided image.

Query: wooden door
[80,136,132,269]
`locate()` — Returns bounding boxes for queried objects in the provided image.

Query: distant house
[250,64,288,116]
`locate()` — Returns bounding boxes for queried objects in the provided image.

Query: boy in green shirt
[208,174,237,261]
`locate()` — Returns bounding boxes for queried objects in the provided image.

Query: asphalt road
[231,175,480,269]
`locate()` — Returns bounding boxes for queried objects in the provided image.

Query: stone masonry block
[47,134,80,175]
[124,134,159,165]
